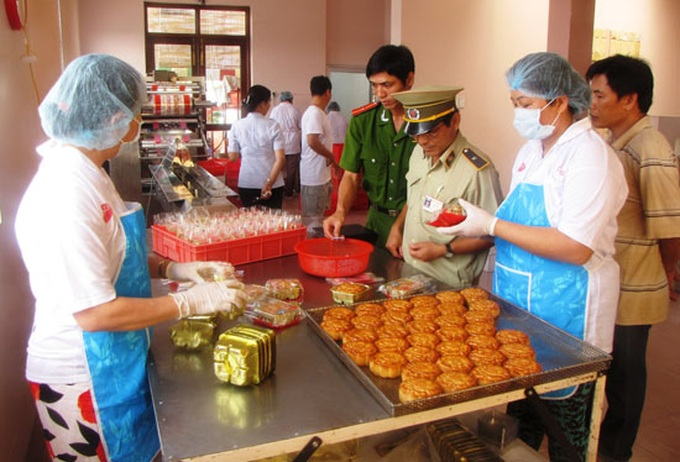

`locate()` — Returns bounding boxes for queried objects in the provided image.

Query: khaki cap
[392,85,464,136]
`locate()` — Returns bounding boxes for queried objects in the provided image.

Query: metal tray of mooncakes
[305,292,611,416]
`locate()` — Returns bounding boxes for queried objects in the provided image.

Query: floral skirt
[29,381,108,461]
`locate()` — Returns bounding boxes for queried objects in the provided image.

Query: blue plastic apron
[493,183,588,399]
[82,203,160,461]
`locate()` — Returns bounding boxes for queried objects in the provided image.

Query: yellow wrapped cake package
[213,324,276,386]
[170,318,217,351]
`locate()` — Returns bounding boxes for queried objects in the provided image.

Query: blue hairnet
[39,54,147,150]
[505,52,591,115]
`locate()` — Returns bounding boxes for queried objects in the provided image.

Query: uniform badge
[462,148,489,170]
[407,108,421,120]
[423,195,443,213]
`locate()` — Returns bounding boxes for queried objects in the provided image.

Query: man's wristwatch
[444,241,455,258]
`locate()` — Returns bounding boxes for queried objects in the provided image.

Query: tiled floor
[283,196,680,461]
[624,295,680,461]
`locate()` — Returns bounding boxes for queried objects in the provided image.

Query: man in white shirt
[270,91,302,197]
[300,76,336,231]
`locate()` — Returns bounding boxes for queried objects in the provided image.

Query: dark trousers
[598,324,651,461]
[284,153,300,196]
[507,382,595,462]
[238,186,284,209]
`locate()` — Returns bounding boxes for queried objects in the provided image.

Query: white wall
[0,0,76,458]
[121,0,329,109]
[78,0,145,70]
[594,0,680,117]
[400,0,550,192]
[399,0,680,192]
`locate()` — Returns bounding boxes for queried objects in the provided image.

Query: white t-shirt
[15,141,128,383]
[269,102,302,155]
[228,112,285,189]
[506,117,628,351]
[300,105,332,186]
[328,110,349,145]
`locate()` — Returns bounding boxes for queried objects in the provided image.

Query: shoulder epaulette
[351,101,379,117]
[462,148,489,170]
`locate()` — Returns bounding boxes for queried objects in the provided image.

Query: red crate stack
[152,224,306,266]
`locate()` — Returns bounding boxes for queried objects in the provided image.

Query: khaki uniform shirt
[403,133,503,289]
[612,116,680,325]
[340,103,415,247]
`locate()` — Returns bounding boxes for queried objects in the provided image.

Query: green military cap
[392,85,464,136]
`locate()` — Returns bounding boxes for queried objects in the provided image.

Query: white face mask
[115,120,141,158]
[513,99,559,140]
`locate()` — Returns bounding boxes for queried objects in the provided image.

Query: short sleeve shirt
[269,102,302,155]
[15,141,128,383]
[403,133,503,288]
[340,103,415,210]
[509,118,626,255]
[300,105,332,186]
[610,116,680,325]
[228,113,285,189]
[328,111,349,145]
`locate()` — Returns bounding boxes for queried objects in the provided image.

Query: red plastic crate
[152,224,306,265]
[197,158,241,182]
[197,158,230,176]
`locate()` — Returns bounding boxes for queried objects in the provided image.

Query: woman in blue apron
[15,54,246,461]
[438,52,627,462]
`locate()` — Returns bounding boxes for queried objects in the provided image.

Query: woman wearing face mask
[15,54,246,461]
[438,52,627,461]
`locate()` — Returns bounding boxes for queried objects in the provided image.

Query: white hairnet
[505,52,591,115]
[39,54,147,151]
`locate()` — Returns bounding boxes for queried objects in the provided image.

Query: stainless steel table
[148,249,608,461]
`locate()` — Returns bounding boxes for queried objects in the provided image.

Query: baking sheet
[306,294,611,416]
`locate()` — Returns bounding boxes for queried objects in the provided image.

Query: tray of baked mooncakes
[305,287,611,416]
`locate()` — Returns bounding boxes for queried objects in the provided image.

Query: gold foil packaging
[213,324,276,386]
[170,317,217,350]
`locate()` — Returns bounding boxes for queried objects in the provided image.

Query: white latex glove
[437,198,499,238]
[169,279,246,318]
[166,261,236,283]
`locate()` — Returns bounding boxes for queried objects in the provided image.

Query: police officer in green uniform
[387,86,503,289]
[323,45,416,248]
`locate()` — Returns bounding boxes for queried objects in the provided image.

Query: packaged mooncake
[213,324,276,386]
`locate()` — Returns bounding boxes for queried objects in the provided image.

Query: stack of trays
[427,418,502,462]
[213,324,276,386]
